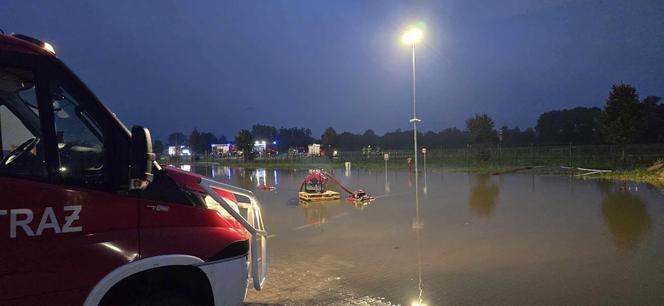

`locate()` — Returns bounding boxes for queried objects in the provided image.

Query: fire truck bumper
[197,255,249,306]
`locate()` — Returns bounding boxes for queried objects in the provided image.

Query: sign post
[421,148,427,174]
[384,153,389,192]
[383,153,390,174]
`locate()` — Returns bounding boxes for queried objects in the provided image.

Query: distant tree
[168,132,187,146]
[520,127,537,145]
[235,129,254,161]
[251,124,277,141]
[466,113,497,144]
[536,107,602,145]
[602,83,641,159]
[420,131,438,149]
[153,140,165,157]
[500,126,538,147]
[276,127,315,151]
[218,135,228,143]
[437,127,470,148]
[337,132,362,150]
[638,96,664,143]
[188,129,208,155]
[362,129,379,147]
[201,132,218,149]
[321,127,338,159]
[380,128,417,150]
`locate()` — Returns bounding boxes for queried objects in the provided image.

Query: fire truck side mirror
[129,125,155,190]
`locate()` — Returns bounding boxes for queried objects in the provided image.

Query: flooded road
[189,165,664,305]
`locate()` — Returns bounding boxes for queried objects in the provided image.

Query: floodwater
[188,164,664,306]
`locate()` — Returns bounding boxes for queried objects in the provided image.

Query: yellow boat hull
[298,191,341,202]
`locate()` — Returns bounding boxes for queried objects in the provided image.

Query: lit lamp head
[402,28,423,44]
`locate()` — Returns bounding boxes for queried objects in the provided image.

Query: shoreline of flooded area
[188,165,664,306]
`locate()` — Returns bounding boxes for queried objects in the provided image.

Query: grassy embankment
[592,170,662,186]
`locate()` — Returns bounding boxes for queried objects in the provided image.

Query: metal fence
[164,144,664,170]
[337,144,664,169]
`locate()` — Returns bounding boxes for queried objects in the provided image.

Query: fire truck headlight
[204,194,239,218]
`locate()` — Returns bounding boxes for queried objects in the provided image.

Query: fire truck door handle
[146,204,169,212]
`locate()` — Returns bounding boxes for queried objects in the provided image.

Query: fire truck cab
[0,33,266,306]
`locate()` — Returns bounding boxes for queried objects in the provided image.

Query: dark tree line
[536,107,602,145]
[164,129,227,155]
[160,83,663,153]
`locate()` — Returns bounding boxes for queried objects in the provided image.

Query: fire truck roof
[0,33,57,57]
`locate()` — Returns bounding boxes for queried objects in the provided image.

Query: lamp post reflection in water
[422,148,427,195]
[412,152,425,305]
[412,191,425,306]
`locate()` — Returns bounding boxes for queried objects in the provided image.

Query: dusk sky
[3,0,663,141]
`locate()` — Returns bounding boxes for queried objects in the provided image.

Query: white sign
[384,153,389,161]
[421,148,427,154]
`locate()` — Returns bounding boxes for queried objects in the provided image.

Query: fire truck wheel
[142,291,196,306]
[99,266,214,306]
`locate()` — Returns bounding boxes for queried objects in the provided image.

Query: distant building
[211,143,232,155]
[308,143,321,156]
[254,140,267,155]
[168,145,191,157]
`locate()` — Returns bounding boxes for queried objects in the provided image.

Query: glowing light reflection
[100,242,138,261]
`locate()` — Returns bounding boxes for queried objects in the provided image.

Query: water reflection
[413,163,425,305]
[234,168,256,190]
[468,174,500,217]
[301,201,329,229]
[384,177,390,194]
[598,182,652,250]
[190,166,664,305]
[423,167,428,196]
[253,168,267,187]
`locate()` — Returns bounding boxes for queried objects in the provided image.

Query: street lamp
[402,27,423,178]
[402,28,423,44]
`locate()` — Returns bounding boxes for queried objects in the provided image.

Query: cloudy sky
[3,0,663,140]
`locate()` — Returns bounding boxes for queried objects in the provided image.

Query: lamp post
[402,27,423,219]
[402,27,423,179]
[403,26,425,306]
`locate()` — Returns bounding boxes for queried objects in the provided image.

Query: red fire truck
[0,33,266,305]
